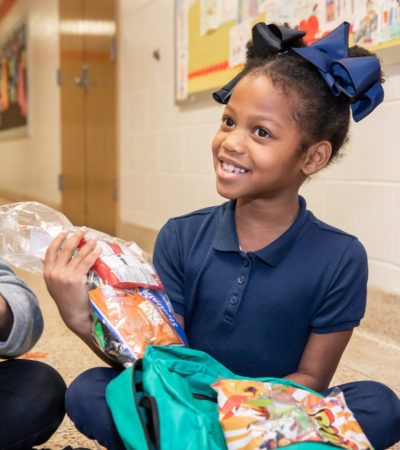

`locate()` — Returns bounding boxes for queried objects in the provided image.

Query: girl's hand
[43,228,101,338]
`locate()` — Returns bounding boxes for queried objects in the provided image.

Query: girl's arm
[43,229,119,367]
[288,239,367,392]
[284,329,353,392]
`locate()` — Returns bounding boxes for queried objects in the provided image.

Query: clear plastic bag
[0,202,187,366]
[0,202,73,273]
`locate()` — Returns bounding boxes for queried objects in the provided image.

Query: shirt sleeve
[153,220,186,317]
[311,238,368,333]
[0,261,43,357]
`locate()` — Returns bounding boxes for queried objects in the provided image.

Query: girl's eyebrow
[248,113,282,128]
[223,105,235,115]
[224,104,283,128]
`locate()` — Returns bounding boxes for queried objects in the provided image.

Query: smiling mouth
[221,161,249,174]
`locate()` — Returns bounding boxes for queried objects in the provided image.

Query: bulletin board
[0,22,28,139]
[175,0,400,101]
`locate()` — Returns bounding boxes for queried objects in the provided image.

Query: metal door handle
[74,64,89,90]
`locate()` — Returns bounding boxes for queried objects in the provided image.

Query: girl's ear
[301,141,332,176]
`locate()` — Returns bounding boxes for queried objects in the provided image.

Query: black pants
[0,359,66,450]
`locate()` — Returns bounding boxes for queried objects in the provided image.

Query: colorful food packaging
[81,239,164,290]
[89,286,186,365]
[302,387,372,450]
[212,379,372,450]
[0,201,187,366]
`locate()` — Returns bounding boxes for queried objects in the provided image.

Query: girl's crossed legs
[66,367,400,450]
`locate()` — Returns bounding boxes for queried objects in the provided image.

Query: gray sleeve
[0,260,43,357]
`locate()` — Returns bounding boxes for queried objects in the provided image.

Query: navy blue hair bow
[292,22,383,121]
[213,21,384,122]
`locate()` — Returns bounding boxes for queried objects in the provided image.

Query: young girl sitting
[44,21,400,450]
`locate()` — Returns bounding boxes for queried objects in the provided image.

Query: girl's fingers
[75,244,102,274]
[44,230,69,267]
[44,228,102,279]
[53,229,87,268]
[68,239,101,273]
[61,229,86,253]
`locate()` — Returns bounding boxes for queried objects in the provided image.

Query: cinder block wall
[118,0,400,294]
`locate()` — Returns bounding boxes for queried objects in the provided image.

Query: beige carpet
[14,269,400,450]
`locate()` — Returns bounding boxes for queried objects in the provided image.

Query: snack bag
[80,239,163,290]
[0,202,187,366]
[213,379,372,450]
[301,388,373,450]
[213,379,321,449]
[89,285,186,365]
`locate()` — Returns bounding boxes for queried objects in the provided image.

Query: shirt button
[243,259,249,266]
[230,295,238,304]
[237,275,245,284]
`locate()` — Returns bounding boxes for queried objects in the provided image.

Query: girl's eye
[255,127,270,138]
[222,117,235,128]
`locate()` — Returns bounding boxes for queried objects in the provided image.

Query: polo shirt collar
[213,196,310,267]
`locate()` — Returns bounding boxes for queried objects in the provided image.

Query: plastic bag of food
[301,387,373,450]
[212,379,372,450]
[89,285,186,365]
[80,238,164,290]
[0,202,187,365]
[213,379,321,449]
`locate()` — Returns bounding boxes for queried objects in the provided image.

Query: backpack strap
[139,394,161,449]
[105,360,155,450]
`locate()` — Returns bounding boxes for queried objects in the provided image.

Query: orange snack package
[89,285,186,365]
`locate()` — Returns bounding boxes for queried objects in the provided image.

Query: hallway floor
[14,269,400,450]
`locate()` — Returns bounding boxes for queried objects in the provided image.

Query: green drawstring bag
[105,345,337,450]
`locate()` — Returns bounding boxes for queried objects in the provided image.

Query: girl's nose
[222,129,245,154]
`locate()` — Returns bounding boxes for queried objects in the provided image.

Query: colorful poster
[354,0,380,44]
[229,20,251,67]
[377,0,400,41]
[200,0,219,35]
[263,0,294,26]
[248,0,260,18]
[177,0,400,100]
[217,0,238,24]
[294,0,322,42]
[319,0,355,33]
[0,23,28,137]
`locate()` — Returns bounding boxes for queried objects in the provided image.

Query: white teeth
[221,162,247,174]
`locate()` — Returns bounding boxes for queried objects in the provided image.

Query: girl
[44,22,400,450]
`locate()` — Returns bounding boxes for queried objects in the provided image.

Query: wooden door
[59,0,117,235]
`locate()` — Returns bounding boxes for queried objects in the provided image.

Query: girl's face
[212,73,309,203]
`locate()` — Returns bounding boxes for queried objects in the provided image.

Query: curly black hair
[241,32,383,163]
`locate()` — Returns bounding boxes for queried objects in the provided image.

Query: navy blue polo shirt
[153,196,367,378]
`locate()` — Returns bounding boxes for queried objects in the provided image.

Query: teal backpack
[105,345,339,450]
